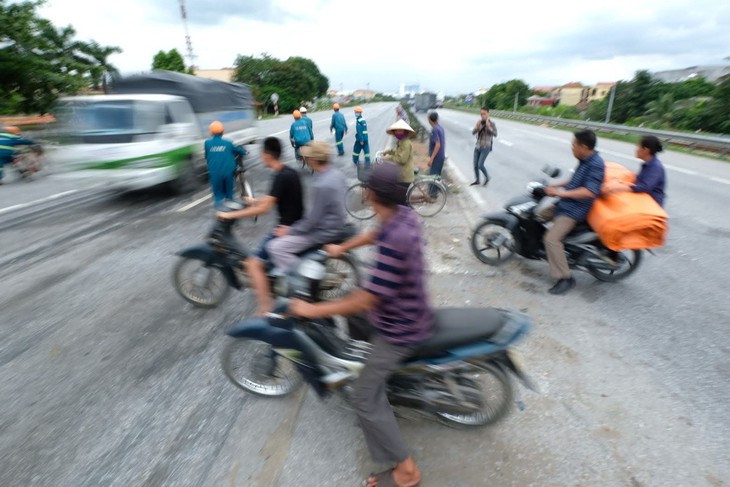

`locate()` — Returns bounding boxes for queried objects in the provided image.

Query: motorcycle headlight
[287,258,326,301]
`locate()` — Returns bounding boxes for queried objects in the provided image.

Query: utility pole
[513,92,519,112]
[605,84,616,124]
[178,0,197,71]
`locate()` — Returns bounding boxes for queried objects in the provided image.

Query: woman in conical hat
[382,119,416,198]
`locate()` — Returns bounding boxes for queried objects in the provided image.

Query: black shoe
[548,277,575,295]
[482,178,490,187]
[469,180,479,186]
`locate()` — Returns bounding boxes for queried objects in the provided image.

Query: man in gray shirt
[267,140,346,271]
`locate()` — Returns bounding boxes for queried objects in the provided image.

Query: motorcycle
[173,201,360,308]
[470,166,642,282]
[221,253,535,428]
[12,144,44,179]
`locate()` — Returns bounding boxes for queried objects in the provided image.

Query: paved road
[1,102,728,486]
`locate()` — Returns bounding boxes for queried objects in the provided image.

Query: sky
[38,0,730,95]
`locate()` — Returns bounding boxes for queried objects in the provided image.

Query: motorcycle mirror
[541,165,561,178]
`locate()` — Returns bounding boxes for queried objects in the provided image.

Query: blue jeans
[473,147,491,182]
[429,157,445,197]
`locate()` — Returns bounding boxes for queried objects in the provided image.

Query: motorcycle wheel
[435,362,514,428]
[470,220,518,265]
[173,257,230,308]
[318,254,360,300]
[588,249,642,282]
[221,338,304,396]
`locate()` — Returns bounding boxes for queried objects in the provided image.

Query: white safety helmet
[299,106,308,113]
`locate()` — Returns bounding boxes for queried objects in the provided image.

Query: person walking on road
[204,121,246,208]
[300,106,314,139]
[426,112,446,197]
[290,110,313,163]
[0,126,36,185]
[542,129,605,295]
[290,162,433,487]
[352,106,371,168]
[471,107,497,186]
[330,103,348,156]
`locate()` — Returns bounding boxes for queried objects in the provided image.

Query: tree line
[475,70,730,134]
[0,0,121,114]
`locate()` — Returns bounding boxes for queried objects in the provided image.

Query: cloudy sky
[39,0,730,95]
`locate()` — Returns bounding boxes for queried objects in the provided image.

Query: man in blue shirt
[289,110,312,163]
[204,121,246,208]
[330,103,347,156]
[352,106,370,167]
[299,106,314,139]
[427,112,446,197]
[543,130,605,295]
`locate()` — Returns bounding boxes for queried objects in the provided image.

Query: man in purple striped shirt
[290,162,434,487]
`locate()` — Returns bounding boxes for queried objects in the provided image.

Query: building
[194,68,235,82]
[352,89,376,100]
[588,82,616,103]
[555,82,590,107]
[526,95,555,107]
[653,65,730,83]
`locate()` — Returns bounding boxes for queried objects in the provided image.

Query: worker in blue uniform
[204,120,245,208]
[299,106,314,139]
[289,110,312,164]
[330,103,347,156]
[352,106,370,168]
[0,126,36,185]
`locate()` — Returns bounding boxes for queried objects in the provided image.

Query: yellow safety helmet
[293,110,302,119]
[333,103,340,110]
[209,121,224,134]
[354,106,363,113]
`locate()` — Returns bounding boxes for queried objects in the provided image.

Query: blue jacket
[330,112,347,132]
[204,135,245,176]
[302,115,314,139]
[355,115,368,143]
[0,132,35,161]
[290,119,312,146]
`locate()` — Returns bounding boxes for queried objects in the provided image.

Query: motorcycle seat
[408,308,507,359]
[295,222,358,256]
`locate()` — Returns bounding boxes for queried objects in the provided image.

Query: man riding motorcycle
[0,126,36,184]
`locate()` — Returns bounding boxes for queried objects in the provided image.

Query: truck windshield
[53,100,165,144]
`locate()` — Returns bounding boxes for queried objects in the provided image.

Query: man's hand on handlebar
[324,243,345,258]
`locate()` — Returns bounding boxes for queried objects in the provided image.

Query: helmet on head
[3,125,20,134]
[333,103,340,110]
[293,110,302,119]
[354,106,363,113]
[209,121,224,134]
[299,106,307,113]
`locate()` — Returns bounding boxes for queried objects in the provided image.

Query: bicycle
[344,151,448,219]
[233,151,254,201]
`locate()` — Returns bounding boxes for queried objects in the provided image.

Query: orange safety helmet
[293,110,302,119]
[332,103,340,110]
[3,125,20,134]
[209,121,224,134]
[354,106,363,113]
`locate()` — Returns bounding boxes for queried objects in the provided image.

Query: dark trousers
[352,334,413,464]
[428,157,445,197]
[473,147,491,182]
[353,140,371,166]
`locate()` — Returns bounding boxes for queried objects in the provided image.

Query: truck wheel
[169,157,198,194]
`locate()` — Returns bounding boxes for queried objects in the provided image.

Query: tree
[478,79,529,110]
[233,53,329,113]
[0,0,122,114]
[81,41,121,92]
[152,49,186,72]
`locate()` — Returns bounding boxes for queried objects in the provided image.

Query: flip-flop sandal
[363,469,397,487]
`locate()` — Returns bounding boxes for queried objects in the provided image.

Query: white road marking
[445,158,487,208]
[0,190,79,216]
[665,165,696,175]
[177,193,212,212]
[710,177,730,185]
[498,139,513,147]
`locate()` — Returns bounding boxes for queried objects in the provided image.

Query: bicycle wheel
[344,182,375,220]
[236,170,253,200]
[407,179,447,217]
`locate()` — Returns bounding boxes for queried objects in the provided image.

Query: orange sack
[587,162,669,251]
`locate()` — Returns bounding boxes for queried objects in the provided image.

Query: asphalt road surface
[1,103,727,486]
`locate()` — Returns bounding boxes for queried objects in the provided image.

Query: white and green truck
[48,71,258,193]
